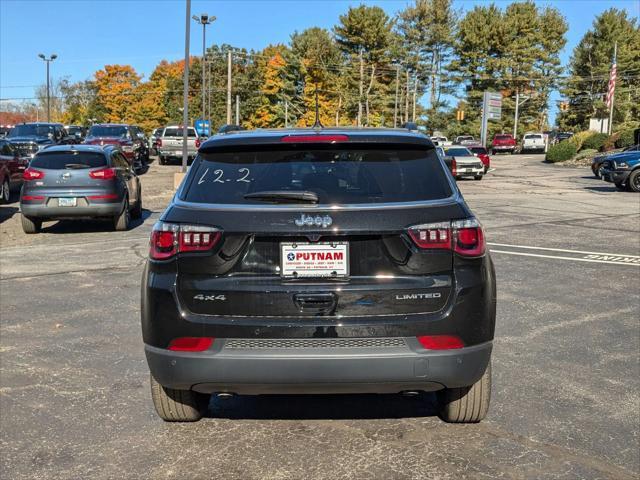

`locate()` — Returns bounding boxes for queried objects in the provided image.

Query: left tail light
[195,138,201,148]
[150,222,222,260]
[408,218,485,257]
[23,167,44,181]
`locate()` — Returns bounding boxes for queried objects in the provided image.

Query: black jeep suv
[142,128,496,423]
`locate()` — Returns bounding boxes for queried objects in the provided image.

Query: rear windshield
[445,148,472,156]
[30,151,107,170]
[494,135,512,139]
[88,126,127,138]
[164,128,197,137]
[183,147,451,205]
[525,134,542,139]
[8,124,54,137]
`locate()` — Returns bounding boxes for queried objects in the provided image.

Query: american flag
[605,51,617,109]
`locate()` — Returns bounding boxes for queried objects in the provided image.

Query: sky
[1,0,638,124]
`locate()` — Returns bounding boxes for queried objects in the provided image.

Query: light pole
[192,13,215,133]
[38,53,57,122]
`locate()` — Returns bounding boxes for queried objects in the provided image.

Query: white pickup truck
[157,126,200,165]
[521,133,547,154]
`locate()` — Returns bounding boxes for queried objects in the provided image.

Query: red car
[468,145,491,173]
[0,138,29,203]
[491,134,516,155]
[83,124,148,172]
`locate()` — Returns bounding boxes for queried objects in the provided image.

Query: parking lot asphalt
[1,154,639,479]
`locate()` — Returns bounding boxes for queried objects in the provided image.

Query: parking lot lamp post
[38,54,57,122]
[192,13,215,129]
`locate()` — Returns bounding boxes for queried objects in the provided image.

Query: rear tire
[628,170,640,192]
[0,178,9,204]
[131,187,142,219]
[159,156,166,165]
[437,361,491,423]
[150,374,209,422]
[474,175,483,180]
[113,198,130,231]
[21,215,42,234]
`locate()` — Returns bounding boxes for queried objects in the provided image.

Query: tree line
[16,1,640,137]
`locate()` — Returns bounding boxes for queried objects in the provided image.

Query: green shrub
[581,132,609,151]
[575,148,598,160]
[546,141,577,163]
[615,129,635,148]
[567,131,592,151]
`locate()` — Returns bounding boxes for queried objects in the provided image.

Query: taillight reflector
[417,335,464,350]
[23,168,44,181]
[168,337,214,352]
[88,194,118,200]
[281,134,349,143]
[21,195,45,201]
[89,168,117,180]
[150,222,222,260]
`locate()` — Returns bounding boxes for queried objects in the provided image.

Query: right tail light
[451,157,457,176]
[408,218,485,257]
[150,221,221,260]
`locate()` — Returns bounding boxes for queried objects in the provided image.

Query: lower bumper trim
[145,340,492,395]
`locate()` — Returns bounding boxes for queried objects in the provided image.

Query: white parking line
[489,249,640,266]
[487,242,640,258]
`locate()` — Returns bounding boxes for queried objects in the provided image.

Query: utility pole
[181,0,191,173]
[38,53,57,122]
[405,70,410,124]
[284,99,288,128]
[357,48,363,127]
[608,41,617,135]
[513,90,520,139]
[394,65,400,127]
[192,13,214,129]
[227,50,232,125]
[412,76,417,123]
[235,95,240,125]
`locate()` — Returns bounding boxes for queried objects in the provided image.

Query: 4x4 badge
[294,214,333,228]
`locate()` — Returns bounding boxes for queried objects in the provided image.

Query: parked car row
[592,145,640,192]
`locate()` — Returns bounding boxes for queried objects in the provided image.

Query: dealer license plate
[58,197,77,207]
[280,242,349,278]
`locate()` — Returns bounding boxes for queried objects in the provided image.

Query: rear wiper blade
[65,163,89,169]
[243,190,319,204]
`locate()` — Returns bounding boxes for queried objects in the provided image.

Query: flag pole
[608,42,617,135]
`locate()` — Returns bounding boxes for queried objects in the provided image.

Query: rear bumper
[158,149,197,157]
[456,166,484,176]
[491,145,513,150]
[145,340,492,394]
[21,201,123,219]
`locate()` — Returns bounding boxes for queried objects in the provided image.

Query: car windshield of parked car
[184,147,451,205]
[88,126,128,138]
[524,134,542,139]
[30,151,107,170]
[494,135,512,140]
[445,147,473,156]
[8,124,54,138]
[164,128,197,137]
[469,147,487,154]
